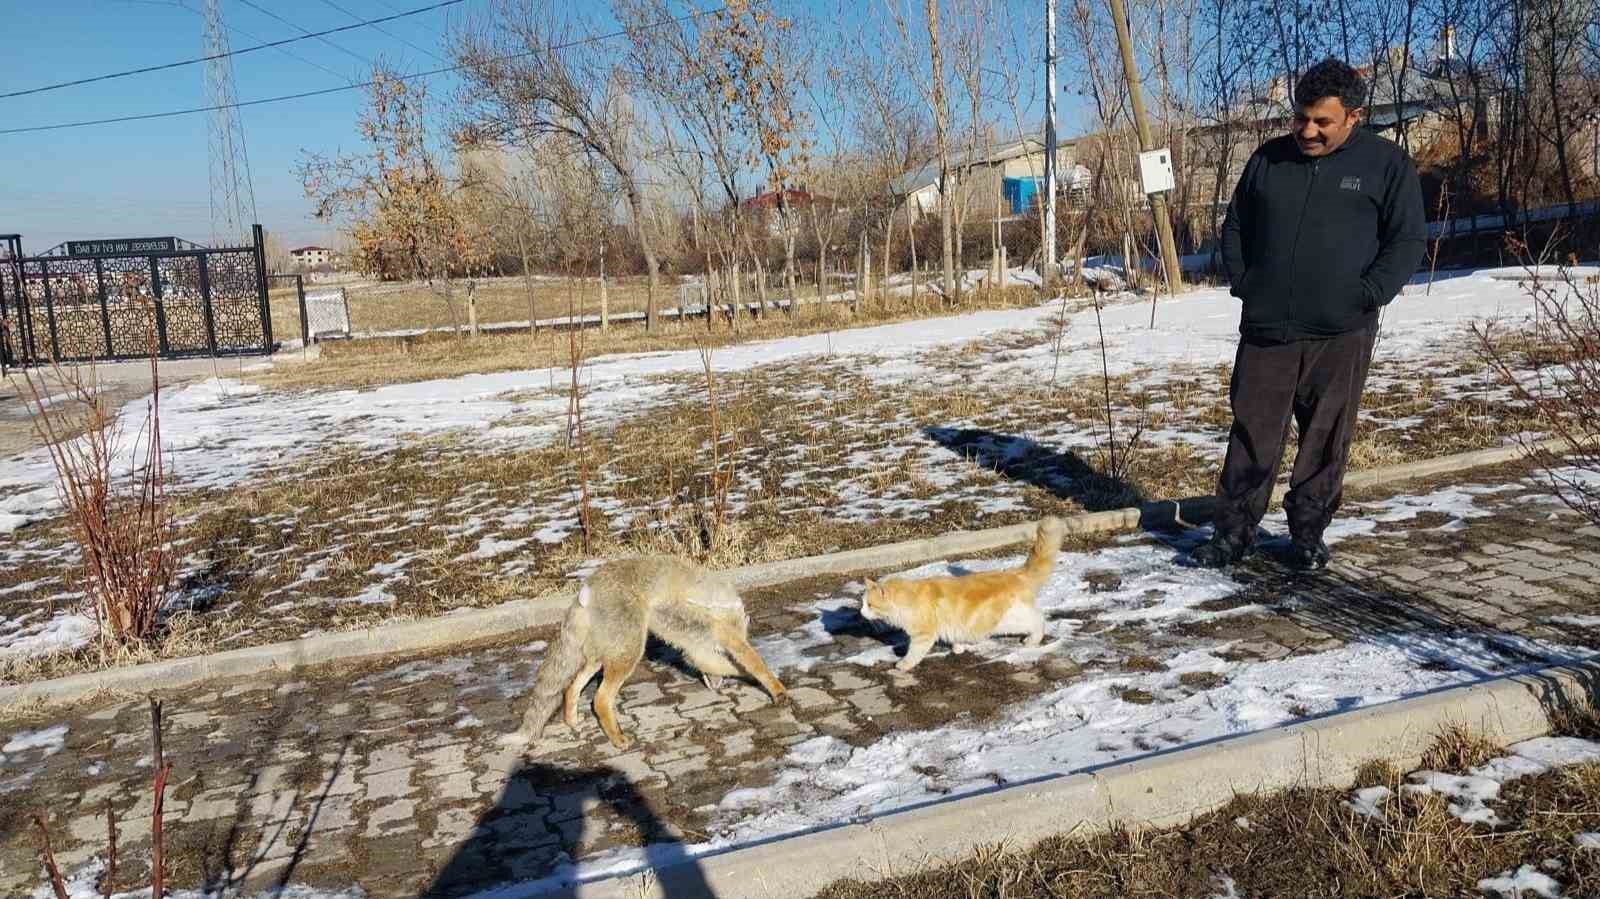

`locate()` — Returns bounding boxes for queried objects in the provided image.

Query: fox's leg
[680,646,739,691]
[563,661,602,729]
[896,635,937,670]
[715,624,787,702]
[594,656,642,750]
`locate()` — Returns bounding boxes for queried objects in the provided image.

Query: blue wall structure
[1002,177,1042,216]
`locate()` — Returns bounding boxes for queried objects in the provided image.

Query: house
[290,246,336,269]
[892,138,1087,223]
[739,189,840,238]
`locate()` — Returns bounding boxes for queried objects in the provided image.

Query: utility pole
[1106,0,1183,295]
[1043,0,1058,289]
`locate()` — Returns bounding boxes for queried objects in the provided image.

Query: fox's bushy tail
[516,599,590,741]
[1023,517,1067,582]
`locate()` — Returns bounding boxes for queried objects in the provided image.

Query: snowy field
[0,266,1590,670]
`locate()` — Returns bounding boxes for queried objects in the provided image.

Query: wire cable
[0,6,721,136]
[0,0,466,100]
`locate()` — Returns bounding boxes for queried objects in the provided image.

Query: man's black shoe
[1190,533,1250,569]
[1286,537,1331,570]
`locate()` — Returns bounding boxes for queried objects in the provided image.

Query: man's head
[1291,59,1366,157]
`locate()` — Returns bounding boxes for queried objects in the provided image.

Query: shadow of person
[423,760,717,898]
[923,426,1148,511]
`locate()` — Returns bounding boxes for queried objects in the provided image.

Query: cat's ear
[862,578,876,590]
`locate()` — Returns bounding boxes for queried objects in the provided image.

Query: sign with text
[65,237,178,257]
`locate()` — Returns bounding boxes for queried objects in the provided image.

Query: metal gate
[0,225,273,369]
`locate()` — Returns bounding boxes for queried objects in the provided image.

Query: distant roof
[290,246,333,253]
[892,136,1079,195]
[740,188,833,210]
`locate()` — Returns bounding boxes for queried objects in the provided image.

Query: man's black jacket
[1220,128,1426,343]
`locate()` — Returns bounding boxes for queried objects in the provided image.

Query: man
[1193,58,1426,570]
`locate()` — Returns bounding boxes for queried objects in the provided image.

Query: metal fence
[0,225,273,370]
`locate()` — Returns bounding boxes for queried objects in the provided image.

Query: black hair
[1293,58,1367,111]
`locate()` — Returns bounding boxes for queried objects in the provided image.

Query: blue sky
[1,0,1064,253]
[0,0,476,251]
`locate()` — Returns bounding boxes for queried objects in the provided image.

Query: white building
[290,246,335,268]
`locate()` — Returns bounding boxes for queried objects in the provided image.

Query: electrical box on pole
[1138,149,1176,195]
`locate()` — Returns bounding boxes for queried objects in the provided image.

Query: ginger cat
[859,517,1066,670]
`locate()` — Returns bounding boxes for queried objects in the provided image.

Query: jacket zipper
[1286,159,1320,338]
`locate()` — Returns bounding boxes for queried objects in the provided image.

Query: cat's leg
[896,635,937,670]
[1023,608,1046,647]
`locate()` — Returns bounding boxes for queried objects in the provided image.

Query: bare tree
[299,67,486,332]
[887,0,957,302]
[454,2,665,329]
[708,0,816,312]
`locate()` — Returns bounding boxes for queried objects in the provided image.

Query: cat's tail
[1022,516,1068,583]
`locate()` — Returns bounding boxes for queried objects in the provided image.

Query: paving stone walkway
[2,461,1599,898]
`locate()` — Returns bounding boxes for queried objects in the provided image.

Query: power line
[315,0,448,64]
[1,0,465,100]
[175,0,356,87]
[0,7,721,136]
[235,0,375,68]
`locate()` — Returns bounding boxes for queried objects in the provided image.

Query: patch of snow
[3,724,69,758]
[1403,771,1504,825]
[460,536,530,562]
[1574,832,1600,850]
[1548,615,1600,629]
[1344,785,1393,822]
[1478,864,1563,898]
[0,266,1569,512]
[0,611,96,662]
[1210,875,1243,899]
[31,858,367,899]
[1406,738,1600,826]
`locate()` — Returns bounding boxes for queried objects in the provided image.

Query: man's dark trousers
[1212,324,1377,544]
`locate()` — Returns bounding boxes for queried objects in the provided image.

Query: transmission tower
[203,0,258,246]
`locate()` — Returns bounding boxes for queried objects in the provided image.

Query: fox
[858,516,1066,670]
[513,555,788,750]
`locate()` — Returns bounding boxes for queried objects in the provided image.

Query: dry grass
[815,724,1600,899]
[0,321,1557,682]
[1420,722,1505,773]
[267,275,662,339]
[254,285,1043,391]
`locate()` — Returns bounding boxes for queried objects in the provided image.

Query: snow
[2,724,69,758]
[1548,615,1600,629]
[30,858,366,899]
[1344,785,1393,822]
[1210,874,1243,899]
[1404,738,1600,827]
[461,536,530,562]
[0,267,1570,527]
[1,611,96,661]
[1575,833,1600,850]
[1478,865,1564,898]
[507,520,1597,889]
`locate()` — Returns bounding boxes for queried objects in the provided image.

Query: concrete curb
[561,660,1600,899]
[0,437,1563,709]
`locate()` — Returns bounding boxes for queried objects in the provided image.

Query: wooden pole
[1107,0,1184,296]
[1044,0,1059,289]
